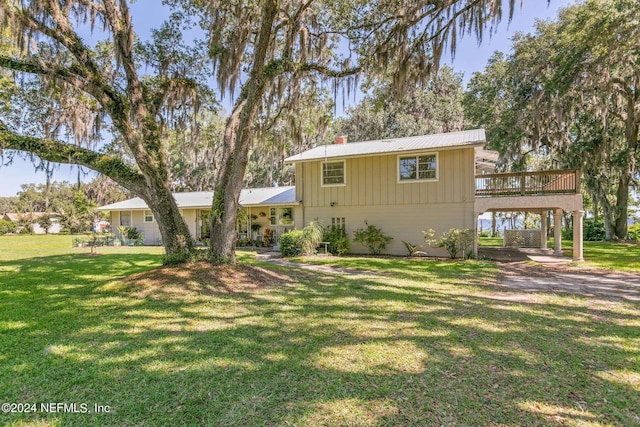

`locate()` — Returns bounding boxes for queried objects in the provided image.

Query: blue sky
[0,0,574,197]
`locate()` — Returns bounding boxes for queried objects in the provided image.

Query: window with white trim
[331,217,345,229]
[144,210,154,223]
[398,153,437,181]
[322,160,345,186]
[120,211,131,227]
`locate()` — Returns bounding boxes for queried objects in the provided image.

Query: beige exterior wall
[297,148,475,207]
[296,147,477,256]
[303,203,475,256]
[112,205,300,245]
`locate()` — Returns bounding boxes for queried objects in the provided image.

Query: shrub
[19,224,33,234]
[353,221,392,255]
[322,225,350,256]
[584,218,605,241]
[479,230,491,238]
[628,223,640,242]
[301,220,324,255]
[427,228,475,259]
[0,219,17,235]
[402,241,428,257]
[263,228,274,247]
[280,230,304,257]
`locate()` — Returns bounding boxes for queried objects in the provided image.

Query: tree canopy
[465,0,640,240]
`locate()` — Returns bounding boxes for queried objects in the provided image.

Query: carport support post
[473,212,482,259]
[572,210,584,262]
[540,210,548,250]
[553,209,563,255]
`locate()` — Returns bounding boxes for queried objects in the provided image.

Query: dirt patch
[495,262,640,302]
[121,261,293,298]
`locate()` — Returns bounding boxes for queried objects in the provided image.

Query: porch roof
[98,186,297,211]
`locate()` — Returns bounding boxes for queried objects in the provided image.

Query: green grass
[1,236,639,426]
[479,236,504,246]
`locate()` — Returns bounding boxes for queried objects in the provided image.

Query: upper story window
[322,160,346,186]
[144,210,154,223]
[398,153,438,182]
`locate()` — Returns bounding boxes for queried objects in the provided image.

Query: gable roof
[98,186,297,211]
[284,129,486,163]
[3,212,60,222]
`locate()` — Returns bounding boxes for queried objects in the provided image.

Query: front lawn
[1,236,638,425]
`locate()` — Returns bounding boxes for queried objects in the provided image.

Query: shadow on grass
[1,253,638,425]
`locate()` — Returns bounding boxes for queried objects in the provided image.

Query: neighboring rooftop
[98,186,297,211]
[284,129,486,163]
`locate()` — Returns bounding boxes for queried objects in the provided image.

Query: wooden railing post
[575,169,581,194]
[520,172,526,196]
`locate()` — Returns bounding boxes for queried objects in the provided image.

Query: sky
[0,0,575,198]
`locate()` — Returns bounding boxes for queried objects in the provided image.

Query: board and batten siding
[296,147,476,255]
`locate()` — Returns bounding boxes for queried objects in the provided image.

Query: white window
[279,207,294,225]
[331,217,345,229]
[269,208,277,225]
[144,210,154,223]
[398,153,438,182]
[120,211,131,227]
[322,160,346,186]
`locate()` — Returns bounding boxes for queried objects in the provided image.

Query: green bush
[263,228,275,246]
[323,225,350,256]
[0,219,17,235]
[353,221,392,255]
[584,218,605,241]
[628,223,640,242]
[280,230,304,257]
[301,220,324,255]
[427,228,475,259]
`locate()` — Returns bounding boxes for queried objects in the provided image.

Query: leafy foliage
[336,66,466,142]
[584,218,606,242]
[427,228,475,259]
[279,230,304,257]
[353,221,392,255]
[262,228,275,247]
[301,221,325,256]
[0,219,16,234]
[323,225,351,256]
[465,0,640,239]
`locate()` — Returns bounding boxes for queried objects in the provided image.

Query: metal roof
[284,129,486,163]
[98,186,297,211]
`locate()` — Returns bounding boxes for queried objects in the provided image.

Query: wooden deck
[475,170,580,197]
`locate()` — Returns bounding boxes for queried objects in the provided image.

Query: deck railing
[475,169,580,197]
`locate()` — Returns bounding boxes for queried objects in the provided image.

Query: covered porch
[474,169,584,261]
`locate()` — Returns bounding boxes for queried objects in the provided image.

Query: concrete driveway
[480,247,640,302]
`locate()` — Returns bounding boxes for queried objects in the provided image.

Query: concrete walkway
[479,246,571,263]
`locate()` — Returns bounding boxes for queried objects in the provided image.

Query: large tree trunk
[140,181,194,262]
[613,173,630,240]
[208,0,277,264]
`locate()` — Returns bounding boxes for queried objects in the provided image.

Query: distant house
[99,129,585,259]
[2,212,63,234]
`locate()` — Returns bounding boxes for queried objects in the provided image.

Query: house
[98,187,302,245]
[2,212,63,234]
[99,128,584,259]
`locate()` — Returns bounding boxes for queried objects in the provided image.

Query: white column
[474,212,482,259]
[540,210,548,250]
[572,210,584,262]
[553,209,563,255]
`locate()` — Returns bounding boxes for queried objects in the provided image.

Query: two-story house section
[284,129,486,256]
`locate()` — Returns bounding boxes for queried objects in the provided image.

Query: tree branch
[0,122,145,193]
